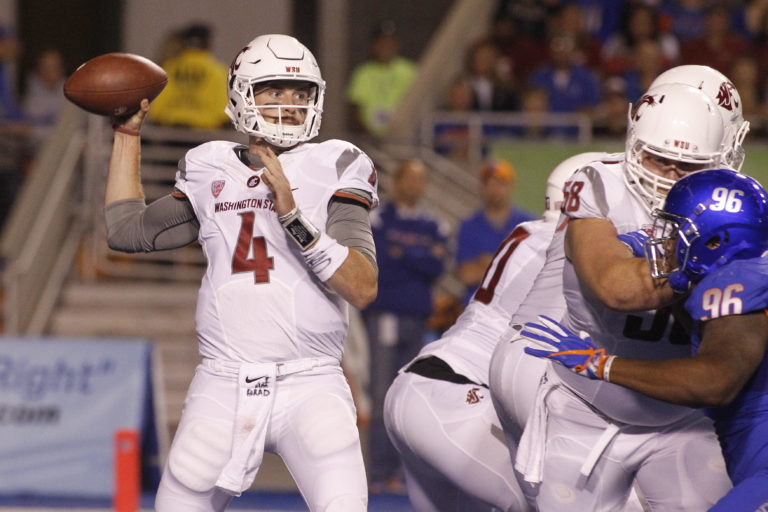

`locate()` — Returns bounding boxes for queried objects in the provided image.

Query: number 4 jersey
[174,139,379,362]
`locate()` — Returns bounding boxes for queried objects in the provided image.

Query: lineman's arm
[608,311,768,407]
[565,217,677,311]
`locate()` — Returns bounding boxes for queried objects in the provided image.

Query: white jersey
[558,158,695,426]
[417,219,555,385]
[175,139,379,362]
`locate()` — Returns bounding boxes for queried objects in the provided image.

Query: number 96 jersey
[174,139,379,362]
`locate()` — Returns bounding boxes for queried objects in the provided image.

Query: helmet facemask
[228,77,324,148]
[646,209,697,280]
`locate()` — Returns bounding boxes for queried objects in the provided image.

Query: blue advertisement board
[0,338,160,498]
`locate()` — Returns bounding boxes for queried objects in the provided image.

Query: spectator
[680,6,752,75]
[744,0,768,37]
[464,39,518,111]
[566,0,627,43]
[662,0,709,43]
[497,14,550,86]
[455,158,535,304]
[154,27,185,65]
[728,54,766,136]
[0,22,21,121]
[518,86,551,138]
[622,38,665,102]
[530,34,601,137]
[593,75,630,137]
[148,23,230,130]
[0,22,25,230]
[433,76,475,161]
[346,21,417,137]
[495,0,556,43]
[362,158,448,493]
[22,49,66,145]
[601,4,679,76]
[748,1,768,88]
[549,3,603,69]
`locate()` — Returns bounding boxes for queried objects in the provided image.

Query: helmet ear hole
[704,235,721,250]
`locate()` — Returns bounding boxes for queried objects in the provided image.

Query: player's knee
[295,394,358,458]
[322,494,367,512]
[167,418,232,493]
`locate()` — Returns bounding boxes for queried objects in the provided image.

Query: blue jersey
[686,256,768,486]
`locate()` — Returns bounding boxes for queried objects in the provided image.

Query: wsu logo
[211,180,225,198]
[466,387,484,405]
[716,82,738,112]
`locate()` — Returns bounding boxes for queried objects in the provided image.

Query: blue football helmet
[646,168,768,292]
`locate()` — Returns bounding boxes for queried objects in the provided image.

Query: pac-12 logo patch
[211,180,225,198]
[247,175,261,188]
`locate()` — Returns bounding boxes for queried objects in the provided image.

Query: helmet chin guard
[226,34,325,147]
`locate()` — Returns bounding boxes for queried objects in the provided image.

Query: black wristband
[280,208,320,250]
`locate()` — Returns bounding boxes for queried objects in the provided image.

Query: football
[63,53,168,117]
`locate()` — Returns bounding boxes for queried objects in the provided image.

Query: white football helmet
[649,65,748,170]
[543,152,611,222]
[225,34,325,147]
[625,83,725,213]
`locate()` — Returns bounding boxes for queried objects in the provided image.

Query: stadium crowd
[438,0,768,140]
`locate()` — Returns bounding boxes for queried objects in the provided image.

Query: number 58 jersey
[174,139,379,363]
[559,158,696,426]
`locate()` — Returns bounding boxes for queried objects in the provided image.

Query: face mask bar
[647,210,699,279]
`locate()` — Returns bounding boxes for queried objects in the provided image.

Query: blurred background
[1,0,768,510]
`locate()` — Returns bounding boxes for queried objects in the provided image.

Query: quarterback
[106,35,378,511]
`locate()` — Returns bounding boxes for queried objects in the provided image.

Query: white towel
[515,369,557,484]
[215,362,277,496]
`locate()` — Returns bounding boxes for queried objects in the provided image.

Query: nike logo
[245,375,268,384]
[291,187,299,191]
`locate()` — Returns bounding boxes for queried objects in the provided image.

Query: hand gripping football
[63,52,168,116]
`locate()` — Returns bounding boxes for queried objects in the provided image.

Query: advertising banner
[0,338,159,498]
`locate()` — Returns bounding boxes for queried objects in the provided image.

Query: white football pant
[155,362,367,512]
[384,371,529,512]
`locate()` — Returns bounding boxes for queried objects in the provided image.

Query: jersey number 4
[232,211,274,283]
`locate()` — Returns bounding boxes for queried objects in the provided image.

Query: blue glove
[522,315,614,380]
[617,230,649,257]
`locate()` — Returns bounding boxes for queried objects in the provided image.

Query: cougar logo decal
[229,46,250,74]
[716,82,738,112]
[466,387,484,405]
[631,94,658,122]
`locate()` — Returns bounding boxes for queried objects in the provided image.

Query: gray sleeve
[104,195,200,253]
[326,199,377,271]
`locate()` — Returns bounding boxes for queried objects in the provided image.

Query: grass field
[491,141,768,215]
